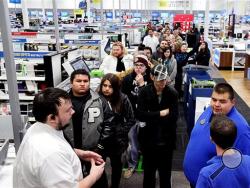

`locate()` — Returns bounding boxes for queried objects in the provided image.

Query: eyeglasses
[134,63,145,67]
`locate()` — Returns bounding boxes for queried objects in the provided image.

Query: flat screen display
[96,16,101,21]
[198,13,204,18]
[234,43,246,51]
[70,58,90,72]
[30,11,37,17]
[152,12,160,18]
[46,11,53,17]
[38,11,43,17]
[106,12,113,19]
[161,13,168,18]
[61,11,69,17]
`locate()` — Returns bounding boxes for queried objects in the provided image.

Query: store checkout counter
[245,52,250,78]
[211,39,250,70]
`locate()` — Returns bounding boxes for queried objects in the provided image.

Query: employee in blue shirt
[183,83,250,187]
[196,115,250,188]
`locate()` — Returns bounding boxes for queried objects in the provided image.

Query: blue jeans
[127,123,139,169]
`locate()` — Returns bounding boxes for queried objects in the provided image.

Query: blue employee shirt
[196,155,250,188]
[183,106,250,186]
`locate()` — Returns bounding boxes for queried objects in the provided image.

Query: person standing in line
[183,83,250,188]
[100,41,134,75]
[121,55,152,179]
[143,28,159,53]
[64,69,114,188]
[152,40,169,62]
[137,64,179,188]
[144,46,159,68]
[162,47,177,87]
[194,41,211,66]
[174,42,193,98]
[98,73,135,188]
[196,115,250,188]
[13,88,105,188]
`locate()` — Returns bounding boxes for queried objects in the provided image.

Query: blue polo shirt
[196,155,250,188]
[183,106,250,186]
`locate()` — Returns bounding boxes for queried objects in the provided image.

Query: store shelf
[0,76,45,81]
[0,93,34,101]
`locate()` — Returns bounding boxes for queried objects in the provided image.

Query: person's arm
[96,97,115,155]
[136,87,166,122]
[167,87,179,122]
[234,132,250,155]
[120,95,136,135]
[116,68,133,80]
[196,172,212,188]
[169,58,177,83]
[78,159,105,188]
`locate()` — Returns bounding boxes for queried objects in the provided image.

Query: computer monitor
[161,13,168,18]
[198,13,204,18]
[30,11,37,17]
[234,43,246,51]
[61,11,69,17]
[246,42,250,50]
[152,12,160,18]
[46,11,53,17]
[62,57,90,76]
[96,16,101,21]
[106,12,113,19]
[110,35,119,42]
[38,11,43,17]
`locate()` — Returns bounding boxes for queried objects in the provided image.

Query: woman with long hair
[162,47,177,86]
[195,41,211,66]
[99,73,135,188]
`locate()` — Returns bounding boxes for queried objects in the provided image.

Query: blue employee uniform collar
[207,155,222,165]
[199,106,236,125]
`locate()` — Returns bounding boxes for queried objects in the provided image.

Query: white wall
[7,0,250,14]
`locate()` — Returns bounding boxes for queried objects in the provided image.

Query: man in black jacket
[137,64,179,188]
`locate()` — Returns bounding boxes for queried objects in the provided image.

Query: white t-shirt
[143,35,159,53]
[13,122,83,188]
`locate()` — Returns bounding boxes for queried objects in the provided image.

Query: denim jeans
[127,122,139,169]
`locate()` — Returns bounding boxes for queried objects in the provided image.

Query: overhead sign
[64,39,100,45]
[0,38,27,43]
[158,0,189,8]
[12,32,37,36]
[92,0,101,5]
[79,0,87,9]
[158,0,169,8]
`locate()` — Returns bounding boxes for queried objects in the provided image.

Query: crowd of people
[13,22,250,188]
